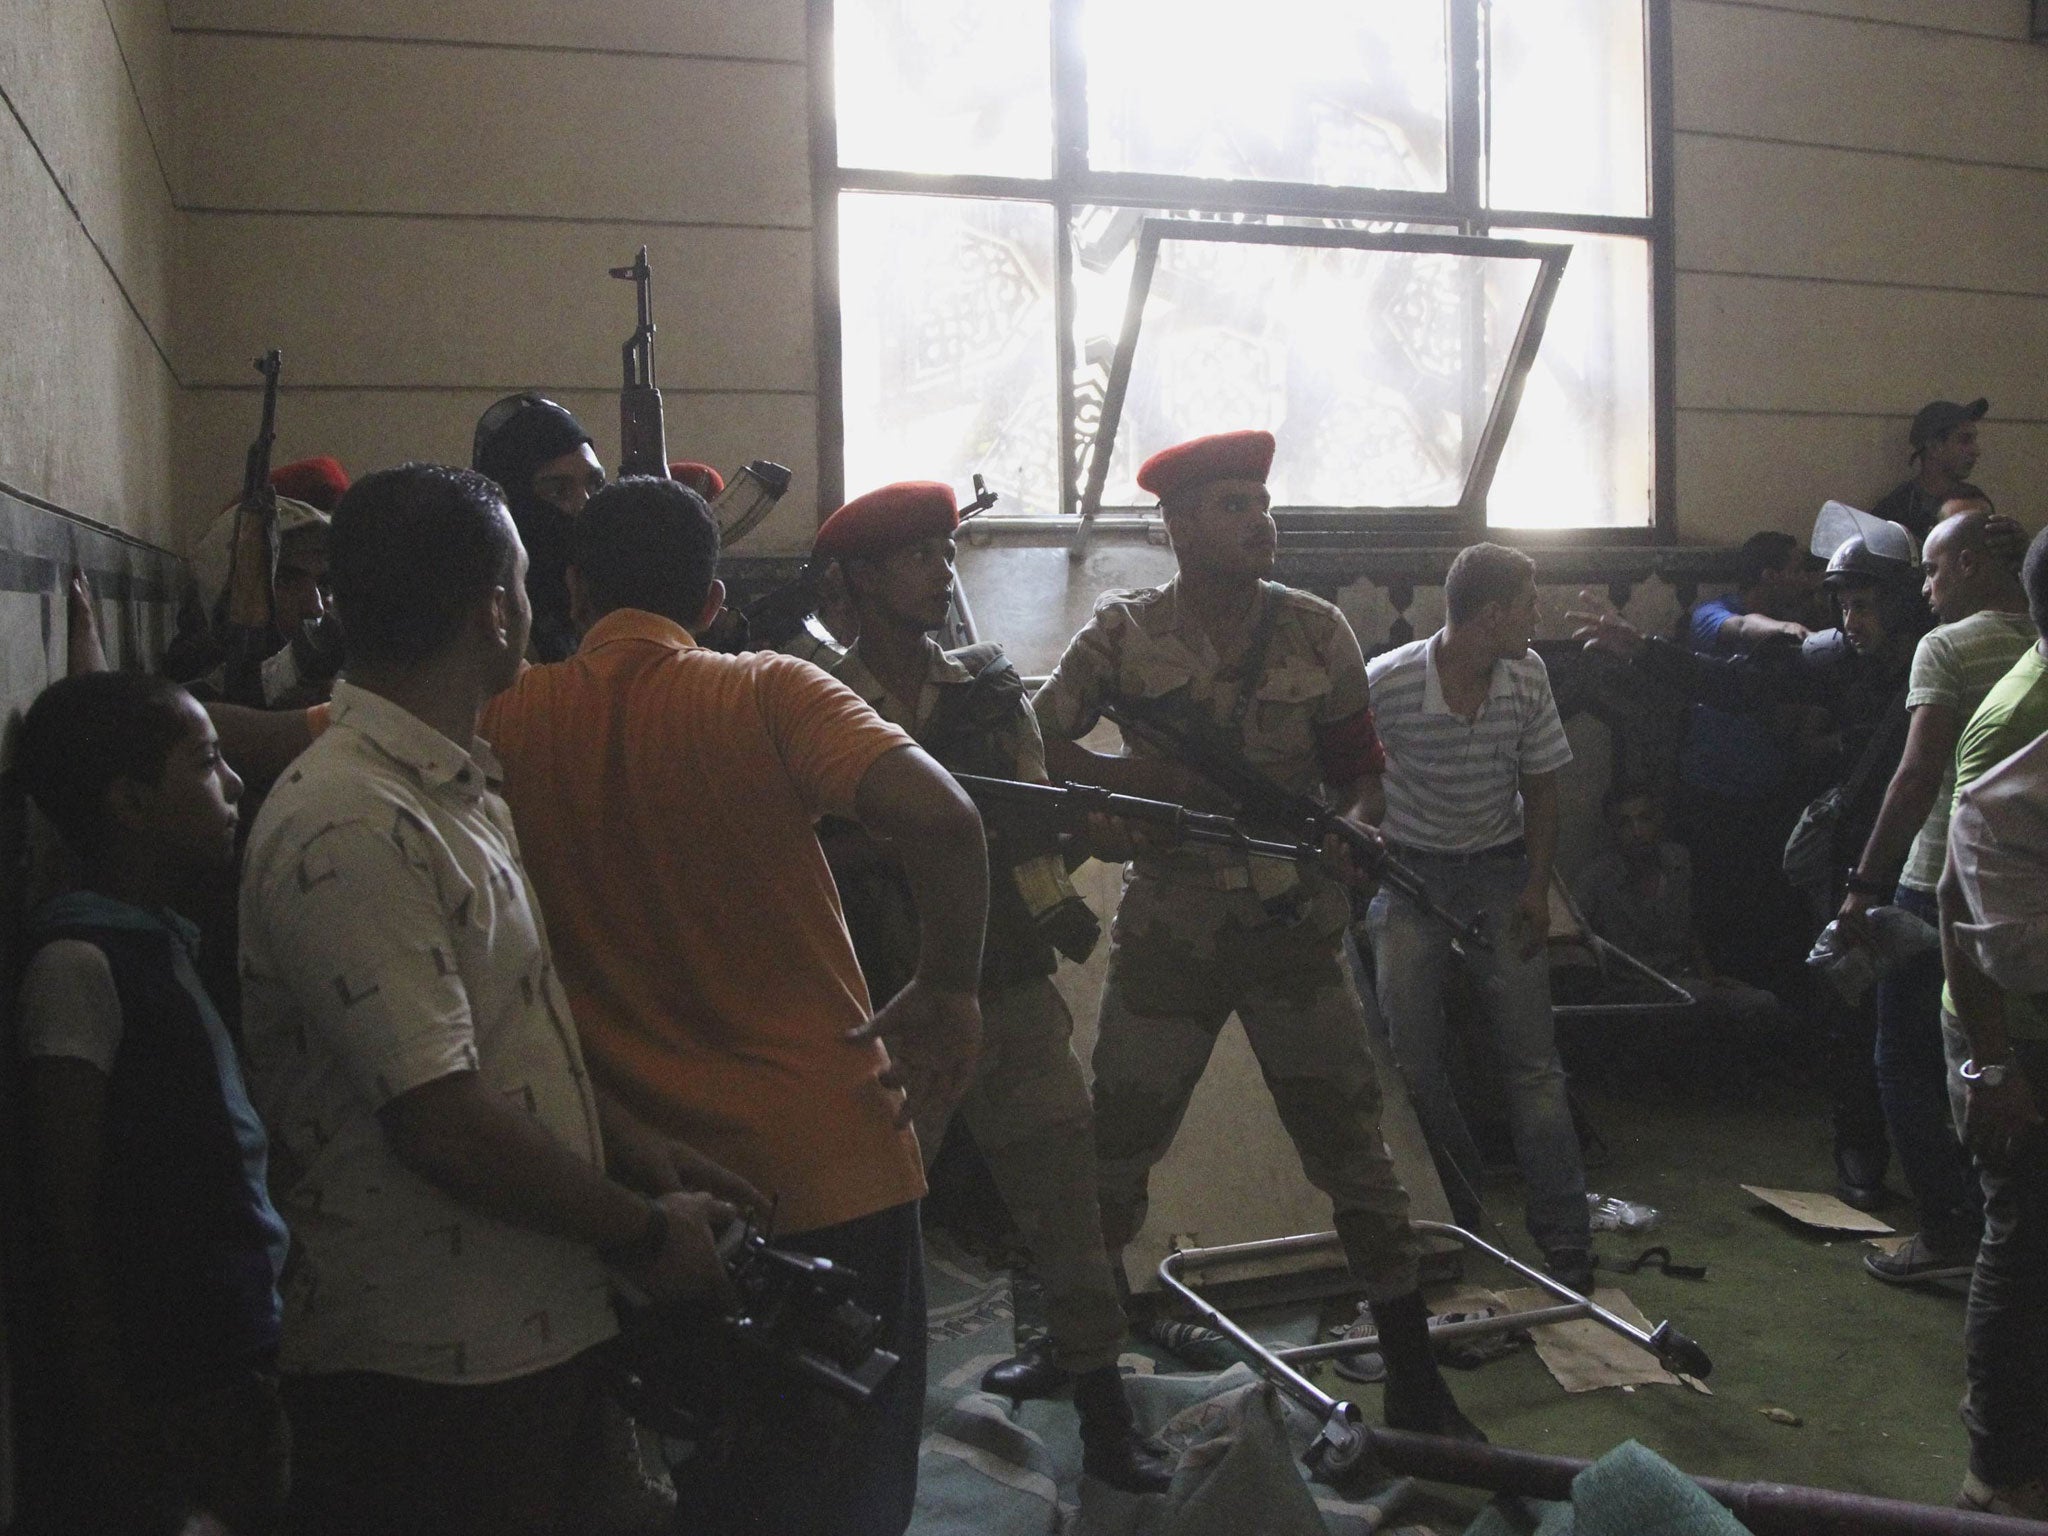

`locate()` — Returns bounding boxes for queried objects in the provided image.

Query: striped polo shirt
[1368,633,1574,854]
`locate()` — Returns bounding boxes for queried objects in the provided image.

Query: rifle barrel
[952,775,1313,865]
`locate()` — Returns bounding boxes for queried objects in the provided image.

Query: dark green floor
[1298,1078,1974,1514]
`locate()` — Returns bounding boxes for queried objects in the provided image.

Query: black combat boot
[1369,1290,1486,1443]
[1073,1366,1175,1493]
[980,1338,1072,1402]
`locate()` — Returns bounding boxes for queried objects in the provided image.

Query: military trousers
[1089,872,1423,1301]
[915,974,1128,1374]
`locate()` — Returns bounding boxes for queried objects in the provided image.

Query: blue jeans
[1879,885,1982,1251]
[1364,852,1590,1256]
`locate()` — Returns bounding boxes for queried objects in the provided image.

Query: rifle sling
[1221,581,1285,734]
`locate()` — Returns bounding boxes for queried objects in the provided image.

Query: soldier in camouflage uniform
[813,482,1173,1493]
[1031,431,1478,1440]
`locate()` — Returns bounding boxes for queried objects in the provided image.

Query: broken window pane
[1488,231,1653,529]
[1086,225,1549,512]
[838,192,1062,514]
[1084,0,1448,192]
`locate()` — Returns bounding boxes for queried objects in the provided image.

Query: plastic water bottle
[1587,1193,1660,1233]
[1808,918,1877,1006]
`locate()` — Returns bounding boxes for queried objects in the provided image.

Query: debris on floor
[1496,1287,1709,1396]
[1740,1184,1895,1234]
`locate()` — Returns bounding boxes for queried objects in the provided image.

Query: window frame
[809,0,1678,546]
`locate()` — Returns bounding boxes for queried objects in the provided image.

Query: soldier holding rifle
[1030,430,1479,1441]
[810,481,1172,1492]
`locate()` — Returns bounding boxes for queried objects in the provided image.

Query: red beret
[814,481,959,561]
[1136,430,1275,501]
[270,456,350,512]
[668,461,725,498]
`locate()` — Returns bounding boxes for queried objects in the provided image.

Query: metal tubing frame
[1556,933,1698,1017]
[1155,1225,2038,1536]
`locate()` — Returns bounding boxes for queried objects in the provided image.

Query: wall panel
[180,214,814,391]
[1673,2,2048,169]
[1676,272,2048,419]
[0,0,179,344]
[169,0,806,62]
[1676,136,2048,295]
[0,114,178,548]
[104,0,178,172]
[1705,0,2024,39]
[174,35,811,225]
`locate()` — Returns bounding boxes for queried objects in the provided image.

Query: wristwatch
[1960,1058,2017,1088]
[1843,869,1890,899]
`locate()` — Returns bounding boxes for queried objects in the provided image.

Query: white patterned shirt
[240,682,615,1383]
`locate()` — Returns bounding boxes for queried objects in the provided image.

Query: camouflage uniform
[1031,579,1423,1300]
[831,639,1128,1374]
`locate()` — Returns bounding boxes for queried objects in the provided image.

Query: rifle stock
[610,246,670,477]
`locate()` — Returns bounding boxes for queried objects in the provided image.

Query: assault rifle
[711,460,795,545]
[609,246,670,477]
[223,349,283,631]
[953,772,1483,950]
[1097,695,1490,952]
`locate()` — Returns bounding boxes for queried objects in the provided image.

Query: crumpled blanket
[1461,1439,1751,1536]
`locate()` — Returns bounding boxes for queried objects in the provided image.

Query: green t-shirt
[1942,641,2048,1036]
[1900,609,2038,893]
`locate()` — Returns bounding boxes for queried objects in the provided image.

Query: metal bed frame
[1155,1224,2040,1536]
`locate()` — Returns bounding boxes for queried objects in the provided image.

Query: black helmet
[1823,532,1917,590]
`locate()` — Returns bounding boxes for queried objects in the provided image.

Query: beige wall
[1,0,181,546]
[7,1,2047,558]
[168,0,822,552]
[1672,0,2048,543]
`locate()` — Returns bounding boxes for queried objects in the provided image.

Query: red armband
[1314,708,1387,783]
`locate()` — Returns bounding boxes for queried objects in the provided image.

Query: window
[820,0,1671,538]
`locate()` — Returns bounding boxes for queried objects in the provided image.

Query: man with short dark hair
[480,475,992,1535]
[1873,398,1990,539]
[816,481,1170,1491]
[1841,509,2032,1281]
[240,464,738,1536]
[1572,782,1791,1080]
[1033,430,1478,1442]
[473,393,609,661]
[1366,543,1593,1287]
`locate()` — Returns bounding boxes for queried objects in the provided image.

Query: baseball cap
[1908,398,1988,448]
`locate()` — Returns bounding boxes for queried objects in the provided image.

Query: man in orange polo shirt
[479,476,989,1536]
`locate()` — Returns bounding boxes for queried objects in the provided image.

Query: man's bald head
[1925,508,1994,564]
[1922,508,2022,623]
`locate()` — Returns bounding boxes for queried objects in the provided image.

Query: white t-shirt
[17,939,125,1068]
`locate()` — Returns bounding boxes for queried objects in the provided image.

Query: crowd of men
[10,389,2048,1533]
